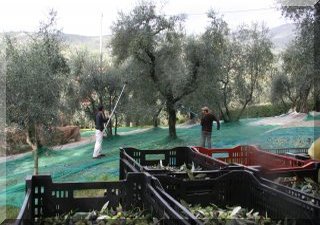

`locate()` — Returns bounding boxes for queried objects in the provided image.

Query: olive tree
[272,29,314,113]
[180,13,274,123]
[270,73,290,110]
[0,39,6,156]
[110,2,202,139]
[316,2,320,111]
[180,11,230,122]
[6,11,69,174]
[120,58,165,127]
[230,24,274,121]
[68,49,125,136]
[277,0,319,111]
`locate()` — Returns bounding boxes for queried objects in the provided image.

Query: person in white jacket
[93,105,109,159]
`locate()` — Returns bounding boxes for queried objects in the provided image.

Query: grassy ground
[1,120,319,221]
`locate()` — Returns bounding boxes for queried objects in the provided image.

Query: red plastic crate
[192,145,318,173]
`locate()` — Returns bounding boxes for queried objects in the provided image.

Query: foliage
[229,104,291,119]
[274,176,320,197]
[146,161,207,180]
[39,202,158,225]
[180,201,274,224]
[277,0,315,23]
[270,74,290,108]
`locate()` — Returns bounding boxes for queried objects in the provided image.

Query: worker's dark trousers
[201,131,212,148]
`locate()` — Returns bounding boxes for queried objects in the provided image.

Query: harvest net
[1,119,319,208]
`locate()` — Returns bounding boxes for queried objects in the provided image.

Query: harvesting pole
[178,103,198,117]
[105,83,127,128]
[100,13,103,72]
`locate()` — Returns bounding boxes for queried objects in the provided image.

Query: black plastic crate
[155,170,320,225]
[261,147,309,155]
[254,165,320,208]
[261,147,311,161]
[260,174,320,206]
[154,165,320,211]
[261,165,320,181]
[14,173,200,225]
[119,147,230,179]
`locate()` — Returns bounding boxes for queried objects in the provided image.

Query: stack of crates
[17,145,320,225]
[120,145,320,225]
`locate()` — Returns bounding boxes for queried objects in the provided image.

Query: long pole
[105,84,126,128]
[178,104,198,117]
[99,13,103,72]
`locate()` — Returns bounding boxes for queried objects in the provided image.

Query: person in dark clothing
[200,106,220,148]
[93,105,109,158]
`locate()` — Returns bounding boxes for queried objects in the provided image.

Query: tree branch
[174,60,200,103]
[144,48,168,98]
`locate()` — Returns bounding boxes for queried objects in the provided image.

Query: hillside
[0,31,112,53]
[1,23,296,53]
[62,23,297,53]
[61,33,112,52]
[269,23,297,52]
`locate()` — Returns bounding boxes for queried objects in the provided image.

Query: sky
[0,0,297,36]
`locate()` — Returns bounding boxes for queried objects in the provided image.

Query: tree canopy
[110,2,203,138]
[5,10,69,173]
[271,1,318,112]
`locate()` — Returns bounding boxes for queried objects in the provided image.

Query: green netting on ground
[1,119,319,209]
[252,126,320,148]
